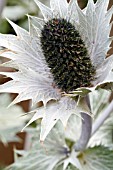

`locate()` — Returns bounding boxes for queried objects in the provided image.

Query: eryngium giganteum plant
[0,0,113,142]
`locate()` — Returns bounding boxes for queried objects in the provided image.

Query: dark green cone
[41,18,96,92]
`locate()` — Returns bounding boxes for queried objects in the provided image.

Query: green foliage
[0,166,5,170]
[78,146,113,170]
[0,0,39,34]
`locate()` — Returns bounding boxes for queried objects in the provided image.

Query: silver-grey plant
[0,0,113,170]
[0,0,113,152]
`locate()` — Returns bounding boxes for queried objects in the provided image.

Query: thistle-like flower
[0,0,113,141]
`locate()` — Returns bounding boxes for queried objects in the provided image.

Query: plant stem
[74,96,92,151]
[92,99,113,136]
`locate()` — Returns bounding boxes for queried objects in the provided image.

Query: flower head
[41,18,96,92]
[0,0,113,141]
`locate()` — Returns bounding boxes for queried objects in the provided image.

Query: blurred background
[0,0,112,169]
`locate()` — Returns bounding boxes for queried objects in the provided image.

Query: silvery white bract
[0,94,27,144]
[6,125,70,170]
[0,0,113,141]
[6,120,113,170]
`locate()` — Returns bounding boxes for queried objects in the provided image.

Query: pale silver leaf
[50,0,68,18]
[34,0,52,21]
